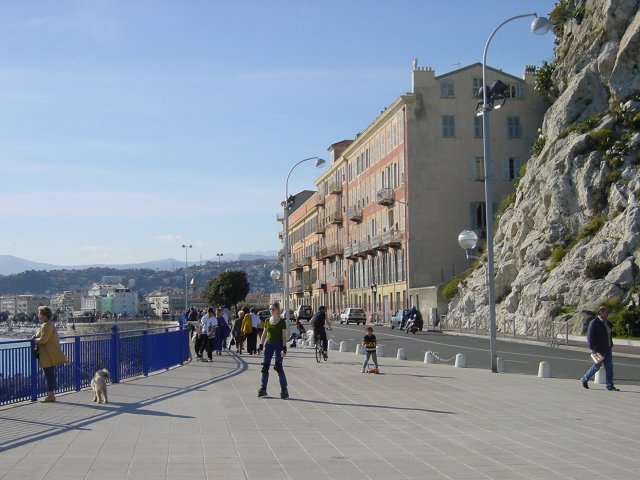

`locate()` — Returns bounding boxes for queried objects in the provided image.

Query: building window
[503,157,524,180]
[472,77,483,98]
[442,115,455,137]
[470,157,484,181]
[507,116,521,138]
[440,81,454,98]
[506,83,522,99]
[474,116,483,138]
[470,202,487,229]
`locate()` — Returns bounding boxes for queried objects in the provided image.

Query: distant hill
[0,251,278,276]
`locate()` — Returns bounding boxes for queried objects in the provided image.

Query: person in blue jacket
[581,306,619,391]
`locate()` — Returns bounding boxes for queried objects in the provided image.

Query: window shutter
[468,158,476,181]
[502,158,509,180]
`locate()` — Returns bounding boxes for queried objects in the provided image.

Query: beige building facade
[282,62,546,321]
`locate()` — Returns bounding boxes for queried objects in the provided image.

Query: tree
[202,270,249,311]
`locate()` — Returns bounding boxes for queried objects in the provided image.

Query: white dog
[91,369,110,404]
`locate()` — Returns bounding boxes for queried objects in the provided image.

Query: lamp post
[283,157,326,322]
[370,283,377,323]
[270,269,282,305]
[475,13,550,372]
[181,244,192,311]
[216,253,223,263]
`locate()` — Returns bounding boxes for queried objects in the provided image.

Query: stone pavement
[1,346,639,480]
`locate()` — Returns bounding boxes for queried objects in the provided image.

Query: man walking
[247,307,260,355]
[581,306,619,391]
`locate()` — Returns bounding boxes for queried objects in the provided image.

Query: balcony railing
[376,187,394,206]
[328,180,343,194]
[358,239,372,256]
[315,193,325,206]
[314,220,325,235]
[278,231,284,240]
[327,244,343,257]
[343,245,352,257]
[347,206,363,223]
[276,211,285,222]
[327,211,343,224]
[292,279,303,292]
[382,230,402,247]
[313,280,326,290]
[302,256,312,267]
[278,249,285,260]
[290,260,304,271]
[370,235,382,250]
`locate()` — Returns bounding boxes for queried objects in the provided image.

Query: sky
[0,0,558,266]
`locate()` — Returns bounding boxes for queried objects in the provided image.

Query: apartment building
[282,61,546,320]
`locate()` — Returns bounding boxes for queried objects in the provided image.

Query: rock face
[447,0,640,335]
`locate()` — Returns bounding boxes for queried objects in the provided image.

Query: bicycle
[314,332,328,363]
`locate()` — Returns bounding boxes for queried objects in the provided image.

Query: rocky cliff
[447,0,640,336]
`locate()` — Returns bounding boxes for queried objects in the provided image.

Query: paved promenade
[1,345,639,480]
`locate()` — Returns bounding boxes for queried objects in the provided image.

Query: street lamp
[181,244,192,311]
[270,269,282,304]
[216,253,223,263]
[370,283,377,323]
[283,157,326,322]
[475,13,550,373]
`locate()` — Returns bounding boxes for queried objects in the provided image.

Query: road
[317,323,640,386]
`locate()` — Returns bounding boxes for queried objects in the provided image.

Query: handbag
[33,347,40,359]
[230,338,236,346]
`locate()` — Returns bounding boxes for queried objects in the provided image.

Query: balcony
[327,211,342,225]
[358,239,372,256]
[343,245,352,258]
[302,256,312,267]
[376,187,394,206]
[327,244,343,258]
[328,180,343,194]
[278,231,284,240]
[314,220,325,235]
[347,206,363,223]
[370,235,382,250]
[314,280,326,290]
[276,211,284,222]
[351,243,360,257]
[333,277,344,288]
[290,260,304,271]
[292,279,303,293]
[382,230,402,248]
[278,249,285,260]
[315,193,325,206]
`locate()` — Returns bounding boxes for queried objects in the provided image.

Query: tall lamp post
[475,13,550,372]
[270,269,282,305]
[370,283,377,323]
[216,253,223,263]
[283,157,326,322]
[181,244,192,311]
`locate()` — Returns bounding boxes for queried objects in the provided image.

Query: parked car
[390,309,411,329]
[294,305,313,322]
[339,308,367,325]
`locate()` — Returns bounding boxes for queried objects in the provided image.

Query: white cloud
[155,234,185,245]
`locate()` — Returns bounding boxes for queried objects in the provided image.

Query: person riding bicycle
[311,305,329,360]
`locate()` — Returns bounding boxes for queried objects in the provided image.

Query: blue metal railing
[0,320,190,406]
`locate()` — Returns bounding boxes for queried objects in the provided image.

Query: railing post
[178,317,186,365]
[74,336,82,391]
[30,338,39,402]
[110,325,121,383]
[142,330,149,376]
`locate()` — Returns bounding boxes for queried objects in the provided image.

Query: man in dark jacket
[581,306,619,391]
[311,306,329,359]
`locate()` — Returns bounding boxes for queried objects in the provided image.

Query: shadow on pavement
[0,353,248,452]
[288,397,456,415]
